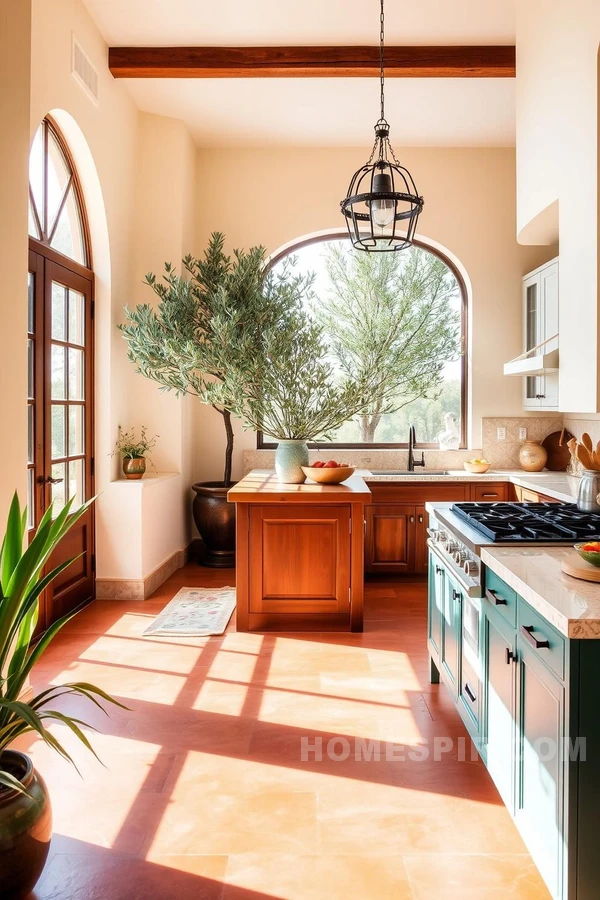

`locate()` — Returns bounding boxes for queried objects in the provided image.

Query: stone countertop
[364,469,579,503]
[481,546,600,639]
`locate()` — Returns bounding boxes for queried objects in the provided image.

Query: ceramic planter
[0,750,52,900]
[192,482,236,568]
[519,440,548,472]
[275,440,309,483]
[122,457,146,480]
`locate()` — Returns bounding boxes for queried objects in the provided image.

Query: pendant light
[340,0,424,252]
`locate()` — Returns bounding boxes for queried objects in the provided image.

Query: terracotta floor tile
[23,564,550,899]
[404,853,550,899]
[222,853,413,899]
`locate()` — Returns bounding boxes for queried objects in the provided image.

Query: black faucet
[407,425,425,472]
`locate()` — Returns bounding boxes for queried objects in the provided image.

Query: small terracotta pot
[122,457,146,480]
[0,750,52,899]
[519,440,548,472]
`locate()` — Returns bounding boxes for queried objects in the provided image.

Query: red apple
[312,460,325,468]
[324,460,339,468]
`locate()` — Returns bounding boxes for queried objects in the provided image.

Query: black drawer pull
[505,648,517,665]
[452,589,461,602]
[435,566,444,575]
[486,588,507,606]
[464,683,476,703]
[521,625,550,650]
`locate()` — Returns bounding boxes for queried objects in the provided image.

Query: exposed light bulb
[370,171,394,229]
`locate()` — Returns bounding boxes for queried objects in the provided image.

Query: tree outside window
[264,238,465,447]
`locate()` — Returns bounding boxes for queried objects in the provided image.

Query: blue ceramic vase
[275,440,309,484]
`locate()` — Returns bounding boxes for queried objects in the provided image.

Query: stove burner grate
[450,502,600,543]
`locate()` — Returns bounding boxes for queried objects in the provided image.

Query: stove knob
[454,550,467,564]
[464,559,478,576]
[435,530,447,543]
[446,541,459,553]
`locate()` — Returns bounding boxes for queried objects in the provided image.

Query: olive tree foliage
[314,244,462,442]
[119,233,385,484]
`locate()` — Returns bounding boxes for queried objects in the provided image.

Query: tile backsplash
[244,416,573,475]
[481,417,565,469]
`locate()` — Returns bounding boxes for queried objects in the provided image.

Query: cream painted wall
[516,0,600,412]
[0,0,31,523]
[192,146,555,485]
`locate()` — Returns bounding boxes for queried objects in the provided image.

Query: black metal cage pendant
[340,0,424,252]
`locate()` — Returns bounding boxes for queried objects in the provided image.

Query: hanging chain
[379,0,385,122]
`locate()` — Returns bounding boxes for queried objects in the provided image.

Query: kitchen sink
[372,470,451,476]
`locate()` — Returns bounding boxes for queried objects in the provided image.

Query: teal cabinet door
[515,638,565,900]
[441,572,460,698]
[484,608,516,811]
[427,552,444,659]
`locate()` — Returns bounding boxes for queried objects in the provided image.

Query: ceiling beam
[108,45,515,79]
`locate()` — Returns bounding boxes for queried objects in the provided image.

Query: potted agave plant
[0,493,126,899]
[113,425,158,480]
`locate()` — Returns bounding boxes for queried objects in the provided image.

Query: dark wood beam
[108,45,515,79]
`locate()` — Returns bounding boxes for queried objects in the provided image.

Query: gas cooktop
[450,502,600,543]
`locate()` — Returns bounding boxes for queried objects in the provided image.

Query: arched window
[27,117,95,631]
[28,118,90,267]
[262,235,467,449]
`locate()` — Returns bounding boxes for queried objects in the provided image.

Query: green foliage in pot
[120,232,389,464]
[112,425,158,460]
[0,493,126,795]
[120,232,317,485]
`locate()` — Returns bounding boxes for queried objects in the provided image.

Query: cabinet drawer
[484,568,517,627]
[470,482,509,502]
[517,597,565,681]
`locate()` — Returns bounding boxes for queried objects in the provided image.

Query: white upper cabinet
[522,258,559,411]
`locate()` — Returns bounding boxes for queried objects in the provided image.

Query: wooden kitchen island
[228,469,371,632]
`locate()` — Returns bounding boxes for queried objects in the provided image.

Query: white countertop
[365,468,579,503]
[482,546,600,639]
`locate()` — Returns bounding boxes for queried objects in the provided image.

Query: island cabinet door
[514,640,565,900]
[248,505,351,615]
[365,504,416,573]
[484,609,517,812]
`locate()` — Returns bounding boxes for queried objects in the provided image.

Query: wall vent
[72,35,99,105]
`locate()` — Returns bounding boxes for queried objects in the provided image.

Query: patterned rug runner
[143,586,236,636]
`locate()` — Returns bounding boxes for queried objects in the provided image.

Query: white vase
[275,440,309,484]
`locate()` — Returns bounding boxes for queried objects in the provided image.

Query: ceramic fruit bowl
[464,459,491,474]
[301,465,355,485]
[574,541,600,567]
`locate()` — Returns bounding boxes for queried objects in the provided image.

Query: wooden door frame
[28,240,96,626]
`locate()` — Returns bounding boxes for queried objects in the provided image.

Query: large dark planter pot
[0,750,52,900]
[192,482,236,568]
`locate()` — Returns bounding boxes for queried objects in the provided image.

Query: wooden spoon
[577,443,597,470]
[582,432,593,453]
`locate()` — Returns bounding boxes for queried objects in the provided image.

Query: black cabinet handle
[486,588,507,606]
[521,625,550,650]
[505,647,517,665]
[452,589,461,602]
[435,566,444,575]
[464,683,476,703]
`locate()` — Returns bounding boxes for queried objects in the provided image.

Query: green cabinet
[484,605,516,809]
[441,571,461,698]
[515,637,565,900]
[427,549,600,900]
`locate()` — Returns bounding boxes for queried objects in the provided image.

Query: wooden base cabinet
[229,471,371,632]
[429,552,600,899]
[366,482,508,576]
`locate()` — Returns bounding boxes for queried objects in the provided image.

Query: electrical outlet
[497,427,507,441]
[519,427,528,441]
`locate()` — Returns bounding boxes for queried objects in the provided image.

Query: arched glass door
[28,117,95,630]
